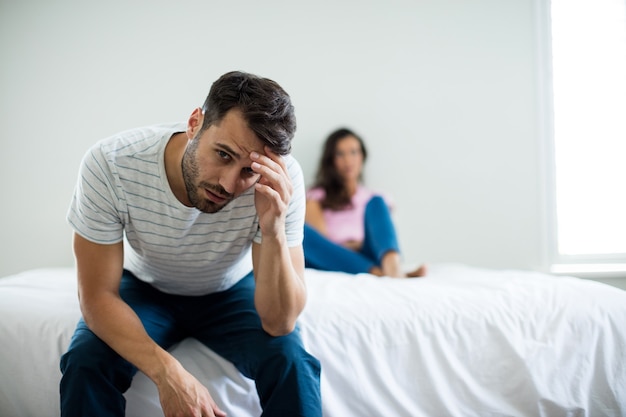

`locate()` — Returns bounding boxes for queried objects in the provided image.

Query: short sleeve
[66,143,126,244]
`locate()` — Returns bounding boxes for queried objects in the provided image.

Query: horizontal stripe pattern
[67,123,305,295]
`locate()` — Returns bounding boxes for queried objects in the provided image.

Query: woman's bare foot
[381,252,404,278]
[406,264,427,278]
[373,253,428,278]
[369,266,384,276]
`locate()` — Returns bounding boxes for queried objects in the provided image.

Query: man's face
[181,109,264,213]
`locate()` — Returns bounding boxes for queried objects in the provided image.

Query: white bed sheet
[1,264,625,417]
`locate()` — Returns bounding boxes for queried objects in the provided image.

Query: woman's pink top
[306,185,391,245]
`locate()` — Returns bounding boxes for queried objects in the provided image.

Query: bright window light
[551,0,626,257]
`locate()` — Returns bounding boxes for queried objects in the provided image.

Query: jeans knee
[262,334,320,379]
[60,329,136,393]
[366,195,387,212]
[256,336,321,416]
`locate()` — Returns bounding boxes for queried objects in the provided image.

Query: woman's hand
[342,240,363,251]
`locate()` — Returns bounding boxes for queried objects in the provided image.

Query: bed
[1,264,625,417]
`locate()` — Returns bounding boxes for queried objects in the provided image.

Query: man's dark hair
[200,71,296,155]
[314,127,368,210]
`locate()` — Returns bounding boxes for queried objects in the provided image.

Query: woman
[304,128,427,278]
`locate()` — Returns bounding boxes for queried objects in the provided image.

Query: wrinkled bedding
[1,264,624,416]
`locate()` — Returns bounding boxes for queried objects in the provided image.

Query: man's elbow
[261,318,297,337]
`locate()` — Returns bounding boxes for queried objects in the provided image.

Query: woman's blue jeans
[59,271,321,417]
[303,195,401,274]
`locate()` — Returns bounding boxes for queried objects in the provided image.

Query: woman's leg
[360,195,401,263]
[59,270,184,417]
[190,273,322,417]
[303,223,376,274]
[361,196,427,277]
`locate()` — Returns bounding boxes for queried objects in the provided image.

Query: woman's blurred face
[333,135,363,184]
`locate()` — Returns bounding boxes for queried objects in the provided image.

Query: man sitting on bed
[60,71,321,417]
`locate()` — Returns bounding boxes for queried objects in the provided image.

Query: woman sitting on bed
[304,127,427,278]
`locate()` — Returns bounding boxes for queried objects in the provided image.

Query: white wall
[0,0,547,277]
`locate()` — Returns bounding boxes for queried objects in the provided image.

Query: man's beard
[181,139,233,213]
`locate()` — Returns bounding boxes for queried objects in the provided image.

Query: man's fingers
[251,150,291,204]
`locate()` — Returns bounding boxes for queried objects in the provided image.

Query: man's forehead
[215,137,265,159]
[206,111,266,157]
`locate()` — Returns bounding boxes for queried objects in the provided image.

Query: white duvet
[1,264,625,417]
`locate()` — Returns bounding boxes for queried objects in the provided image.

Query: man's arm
[73,233,226,417]
[250,149,307,336]
[252,241,306,336]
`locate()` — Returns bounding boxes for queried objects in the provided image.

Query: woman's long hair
[313,127,368,210]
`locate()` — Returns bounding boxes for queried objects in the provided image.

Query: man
[60,71,322,417]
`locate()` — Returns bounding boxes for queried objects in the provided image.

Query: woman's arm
[307,199,367,250]
[305,199,327,235]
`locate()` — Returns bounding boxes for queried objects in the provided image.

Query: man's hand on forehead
[250,146,291,234]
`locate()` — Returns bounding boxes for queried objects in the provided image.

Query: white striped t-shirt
[67,122,306,295]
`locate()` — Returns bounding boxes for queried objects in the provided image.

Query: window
[548,0,626,273]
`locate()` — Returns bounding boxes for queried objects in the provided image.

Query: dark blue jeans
[303,195,401,274]
[59,271,321,417]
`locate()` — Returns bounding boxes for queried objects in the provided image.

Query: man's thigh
[186,272,307,377]
[119,269,186,349]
